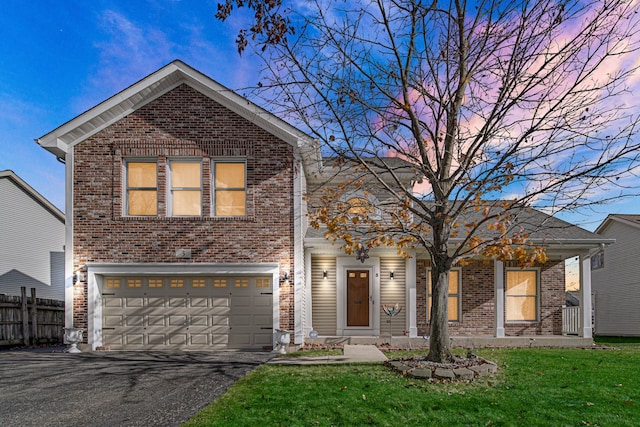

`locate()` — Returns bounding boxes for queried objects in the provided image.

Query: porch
[304,335,594,349]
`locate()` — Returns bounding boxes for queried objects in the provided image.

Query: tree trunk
[426,266,453,362]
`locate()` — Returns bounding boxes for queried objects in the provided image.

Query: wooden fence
[0,287,64,347]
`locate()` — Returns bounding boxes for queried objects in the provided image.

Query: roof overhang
[36,60,317,160]
[0,170,65,221]
[595,214,640,234]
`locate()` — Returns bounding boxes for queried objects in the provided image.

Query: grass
[184,343,640,426]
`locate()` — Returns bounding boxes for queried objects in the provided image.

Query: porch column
[495,261,505,338]
[304,251,313,339]
[580,256,593,339]
[406,255,417,337]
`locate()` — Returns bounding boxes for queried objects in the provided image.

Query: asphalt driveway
[0,349,273,427]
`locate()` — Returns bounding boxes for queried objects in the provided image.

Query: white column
[495,261,505,338]
[64,149,74,329]
[406,255,418,337]
[581,256,593,338]
[304,251,313,339]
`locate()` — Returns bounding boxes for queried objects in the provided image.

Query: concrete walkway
[268,344,388,365]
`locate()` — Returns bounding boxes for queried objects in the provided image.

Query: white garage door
[101,276,273,350]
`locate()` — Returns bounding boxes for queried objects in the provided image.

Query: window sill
[117,215,255,222]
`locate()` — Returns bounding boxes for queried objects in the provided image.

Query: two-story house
[37,60,608,350]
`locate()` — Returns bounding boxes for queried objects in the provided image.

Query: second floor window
[169,161,202,216]
[214,162,246,216]
[126,161,157,216]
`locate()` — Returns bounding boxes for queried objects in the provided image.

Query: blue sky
[0,0,636,230]
[0,0,258,211]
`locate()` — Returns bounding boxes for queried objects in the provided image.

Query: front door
[347,270,369,327]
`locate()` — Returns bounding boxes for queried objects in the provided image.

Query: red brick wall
[417,259,565,336]
[71,84,295,330]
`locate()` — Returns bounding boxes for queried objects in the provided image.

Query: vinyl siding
[592,220,640,336]
[311,256,337,335]
[0,177,65,300]
[380,257,406,335]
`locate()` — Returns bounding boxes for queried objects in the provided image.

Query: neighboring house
[36,60,610,350]
[0,170,65,300]
[592,214,640,336]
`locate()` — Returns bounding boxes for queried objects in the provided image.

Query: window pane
[128,190,157,215]
[128,163,156,187]
[448,270,459,294]
[506,296,536,321]
[427,270,460,322]
[215,163,245,188]
[506,271,537,295]
[216,190,246,216]
[173,191,201,216]
[172,162,201,187]
[448,296,459,321]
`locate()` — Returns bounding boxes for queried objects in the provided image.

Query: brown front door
[347,270,369,327]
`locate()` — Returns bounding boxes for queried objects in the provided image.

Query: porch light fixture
[390,271,395,280]
[323,270,328,279]
[283,272,290,282]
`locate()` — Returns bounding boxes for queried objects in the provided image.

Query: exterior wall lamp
[323,270,328,279]
[390,271,395,280]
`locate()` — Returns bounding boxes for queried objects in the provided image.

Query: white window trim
[167,158,203,217]
[426,268,462,323]
[124,158,158,217]
[212,159,247,218]
[504,267,540,323]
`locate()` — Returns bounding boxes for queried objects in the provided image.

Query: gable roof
[595,214,640,234]
[0,170,64,222]
[36,60,317,160]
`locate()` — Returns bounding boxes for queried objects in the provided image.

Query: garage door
[102,276,273,350]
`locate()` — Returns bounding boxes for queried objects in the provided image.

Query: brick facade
[71,84,295,331]
[417,259,565,336]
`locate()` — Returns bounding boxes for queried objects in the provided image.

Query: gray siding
[380,257,406,335]
[592,220,640,336]
[311,257,337,335]
[0,177,65,300]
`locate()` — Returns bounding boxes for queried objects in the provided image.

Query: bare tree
[217,0,640,362]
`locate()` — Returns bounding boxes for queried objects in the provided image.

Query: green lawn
[184,341,640,426]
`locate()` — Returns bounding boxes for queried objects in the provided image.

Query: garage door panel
[125,315,144,327]
[210,325,229,334]
[169,334,187,345]
[125,334,144,346]
[231,296,251,307]
[104,297,124,308]
[104,315,124,328]
[212,334,228,345]
[148,334,166,345]
[190,315,209,326]
[148,298,166,308]
[189,334,209,345]
[169,298,187,308]
[147,315,166,326]
[211,315,228,325]
[254,297,272,307]
[103,331,122,345]
[190,297,209,308]
[254,333,273,345]
[169,315,188,326]
[102,275,273,350]
[125,298,144,308]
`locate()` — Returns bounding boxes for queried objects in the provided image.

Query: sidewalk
[268,344,388,365]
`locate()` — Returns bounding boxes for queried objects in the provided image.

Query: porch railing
[562,306,580,336]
